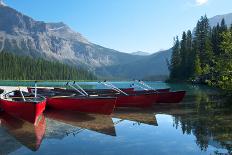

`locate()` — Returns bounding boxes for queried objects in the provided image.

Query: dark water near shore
[0,81,231,155]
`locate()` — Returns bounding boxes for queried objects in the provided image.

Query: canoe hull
[47,97,116,115]
[0,99,46,125]
[126,88,170,94]
[156,88,170,93]
[157,91,186,103]
[116,94,157,108]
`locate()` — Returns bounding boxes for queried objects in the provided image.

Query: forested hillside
[169,15,232,90]
[0,52,95,80]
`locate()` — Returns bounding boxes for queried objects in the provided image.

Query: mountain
[0,2,232,80]
[0,3,142,70]
[131,51,151,56]
[209,13,232,27]
[98,13,232,80]
[0,3,168,80]
[0,0,6,6]
[96,49,172,80]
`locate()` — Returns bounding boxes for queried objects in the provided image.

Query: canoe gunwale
[0,96,46,104]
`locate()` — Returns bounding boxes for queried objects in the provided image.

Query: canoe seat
[89,95,99,97]
[51,96,71,98]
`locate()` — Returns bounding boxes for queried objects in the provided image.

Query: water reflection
[0,83,231,155]
[0,128,21,155]
[150,87,232,155]
[173,110,232,154]
[112,108,158,126]
[45,110,116,137]
[0,113,46,151]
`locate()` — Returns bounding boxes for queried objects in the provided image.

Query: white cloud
[195,0,208,6]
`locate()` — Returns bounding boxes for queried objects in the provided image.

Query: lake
[0,81,231,155]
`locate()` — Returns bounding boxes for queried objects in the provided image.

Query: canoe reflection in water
[112,108,158,126]
[0,112,46,151]
[45,109,116,137]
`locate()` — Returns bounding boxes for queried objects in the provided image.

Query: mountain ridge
[131,51,151,56]
[209,13,232,27]
[0,3,232,80]
[0,4,142,69]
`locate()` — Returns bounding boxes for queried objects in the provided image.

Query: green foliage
[0,52,96,80]
[214,30,232,90]
[169,36,181,79]
[169,31,196,80]
[194,15,213,74]
[221,30,232,52]
[169,15,232,90]
[194,55,202,76]
[185,30,194,77]
[180,31,187,78]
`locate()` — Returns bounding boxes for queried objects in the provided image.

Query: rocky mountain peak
[0,4,140,70]
[131,51,151,56]
[0,3,231,79]
[0,0,6,6]
[209,13,232,27]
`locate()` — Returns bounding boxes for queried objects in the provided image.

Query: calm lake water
[0,81,231,155]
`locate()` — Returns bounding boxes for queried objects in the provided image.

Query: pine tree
[169,14,231,90]
[220,18,227,32]
[194,54,202,76]
[0,52,96,80]
[186,30,194,77]
[215,29,232,90]
[194,15,213,74]
[169,36,181,79]
[218,18,228,55]
[179,31,187,78]
[211,23,221,56]
[191,36,202,77]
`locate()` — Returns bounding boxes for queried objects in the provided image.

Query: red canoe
[43,88,158,108]
[156,91,186,103]
[125,89,185,104]
[112,93,158,108]
[126,89,185,104]
[0,112,46,151]
[28,86,155,112]
[126,88,170,94]
[156,88,170,93]
[0,90,46,124]
[46,96,116,115]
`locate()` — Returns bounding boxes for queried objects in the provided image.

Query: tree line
[169,15,232,90]
[0,52,96,80]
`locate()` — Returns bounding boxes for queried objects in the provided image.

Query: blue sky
[4,0,232,53]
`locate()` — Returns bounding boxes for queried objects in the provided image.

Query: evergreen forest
[0,52,96,80]
[169,15,232,90]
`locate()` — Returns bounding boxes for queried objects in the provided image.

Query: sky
[3,0,232,53]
